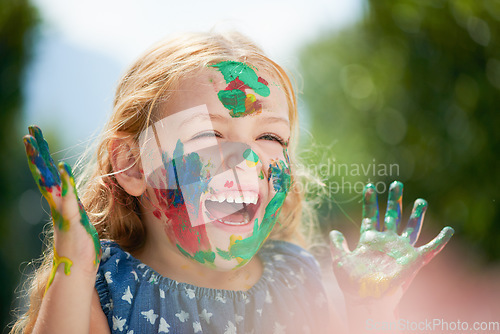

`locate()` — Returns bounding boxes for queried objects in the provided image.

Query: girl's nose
[220,142,260,170]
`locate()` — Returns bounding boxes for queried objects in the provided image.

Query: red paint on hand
[224,180,234,188]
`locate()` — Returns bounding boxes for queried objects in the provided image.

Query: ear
[108,136,146,196]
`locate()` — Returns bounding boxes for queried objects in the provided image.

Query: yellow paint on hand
[44,247,73,295]
[358,272,391,298]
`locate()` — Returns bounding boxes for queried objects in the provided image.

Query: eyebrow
[259,115,290,126]
[179,113,227,128]
[179,112,290,128]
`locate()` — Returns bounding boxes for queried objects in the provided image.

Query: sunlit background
[1,0,499,332]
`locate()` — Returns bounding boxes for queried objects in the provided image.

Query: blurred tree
[299,0,500,260]
[0,0,39,331]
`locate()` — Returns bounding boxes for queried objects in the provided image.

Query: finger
[60,162,102,266]
[29,126,60,185]
[329,230,350,263]
[58,162,81,231]
[384,181,403,232]
[402,198,427,245]
[23,135,59,209]
[360,183,379,233]
[417,226,454,264]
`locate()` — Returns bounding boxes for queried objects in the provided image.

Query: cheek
[255,146,288,177]
[146,185,213,256]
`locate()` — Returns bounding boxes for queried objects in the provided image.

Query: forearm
[345,302,398,334]
[344,290,402,334]
[33,263,96,334]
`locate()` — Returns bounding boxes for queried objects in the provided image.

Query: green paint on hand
[24,126,102,296]
[60,161,102,267]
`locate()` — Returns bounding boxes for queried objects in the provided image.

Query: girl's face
[140,62,291,271]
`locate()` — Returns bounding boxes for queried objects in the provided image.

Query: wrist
[344,297,398,322]
[343,290,402,334]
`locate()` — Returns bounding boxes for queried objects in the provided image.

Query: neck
[132,230,263,291]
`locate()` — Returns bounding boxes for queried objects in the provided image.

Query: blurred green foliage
[299,0,500,261]
[0,0,39,331]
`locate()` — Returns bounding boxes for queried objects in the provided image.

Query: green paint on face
[218,158,291,260]
[210,61,270,96]
[243,149,259,163]
[259,170,265,180]
[177,244,216,268]
[209,61,271,117]
[217,89,247,115]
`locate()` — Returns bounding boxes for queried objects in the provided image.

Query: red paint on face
[257,77,268,86]
[225,77,250,91]
[224,180,233,188]
[149,181,211,255]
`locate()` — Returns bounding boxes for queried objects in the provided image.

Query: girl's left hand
[329,181,454,308]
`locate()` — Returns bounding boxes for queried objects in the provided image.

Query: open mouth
[204,191,260,226]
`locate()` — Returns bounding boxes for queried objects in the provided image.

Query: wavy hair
[10,31,314,333]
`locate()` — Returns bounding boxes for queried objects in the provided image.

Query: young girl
[13,31,453,334]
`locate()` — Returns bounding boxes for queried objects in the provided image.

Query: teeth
[206,191,259,205]
[218,219,249,226]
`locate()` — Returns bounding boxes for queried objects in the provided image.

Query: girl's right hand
[23,126,101,292]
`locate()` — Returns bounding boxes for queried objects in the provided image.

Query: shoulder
[254,240,332,332]
[259,239,321,274]
[96,240,137,280]
[99,240,131,264]
[258,239,325,293]
[94,241,138,309]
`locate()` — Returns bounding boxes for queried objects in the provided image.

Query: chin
[211,256,249,271]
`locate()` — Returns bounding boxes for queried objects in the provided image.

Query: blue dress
[95,240,332,333]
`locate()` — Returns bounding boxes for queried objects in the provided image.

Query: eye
[191,131,222,140]
[258,133,287,146]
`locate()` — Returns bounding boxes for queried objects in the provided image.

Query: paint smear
[217,157,291,262]
[147,140,215,265]
[358,273,392,298]
[23,126,102,294]
[209,61,270,117]
[243,148,259,168]
[45,247,73,295]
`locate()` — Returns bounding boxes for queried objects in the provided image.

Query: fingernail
[58,162,71,197]
[389,181,403,198]
[23,135,37,153]
[28,125,39,137]
[363,184,377,203]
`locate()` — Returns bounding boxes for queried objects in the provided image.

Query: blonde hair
[10,31,312,333]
